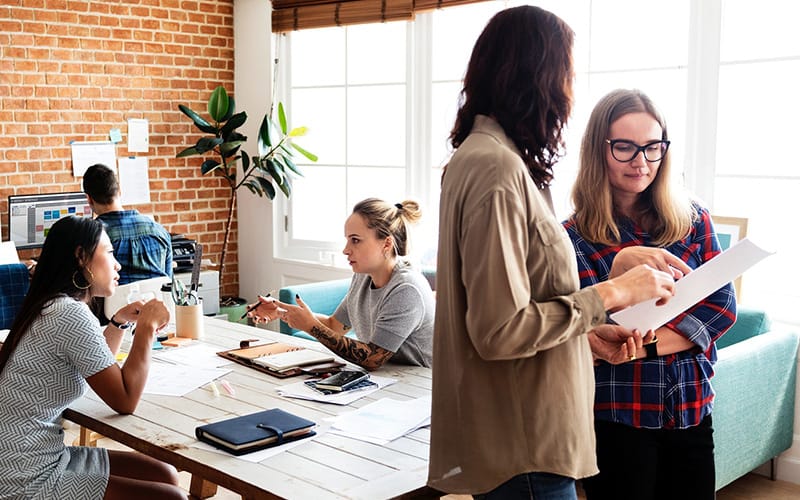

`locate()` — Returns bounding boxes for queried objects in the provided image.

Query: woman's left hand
[275,296,318,332]
[112,299,145,325]
[588,324,646,365]
[609,246,692,280]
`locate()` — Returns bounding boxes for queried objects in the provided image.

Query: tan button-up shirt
[428,115,607,494]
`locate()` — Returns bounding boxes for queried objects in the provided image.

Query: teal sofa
[713,307,799,490]
[278,278,798,490]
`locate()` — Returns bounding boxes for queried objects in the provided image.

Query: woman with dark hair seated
[0,215,186,499]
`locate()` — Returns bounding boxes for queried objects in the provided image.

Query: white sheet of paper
[153,344,233,368]
[610,238,773,333]
[117,156,150,205]
[142,361,231,397]
[127,118,149,152]
[328,396,432,444]
[71,141,117,177]
[0,241,19,264]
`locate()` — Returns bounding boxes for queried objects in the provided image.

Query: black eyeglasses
[605,139,670,162]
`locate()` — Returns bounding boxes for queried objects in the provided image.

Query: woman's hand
[609,246,692,280]
[275,295,319,333]
[112,300,145,325]
[247,296,284,324]
[588,325,648,364]
[135,299,170,333]
[597,264,677,311]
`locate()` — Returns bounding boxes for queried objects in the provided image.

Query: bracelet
[109,314,132,330]
[644,337,659,359]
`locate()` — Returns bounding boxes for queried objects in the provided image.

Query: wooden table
[64,317,441,500]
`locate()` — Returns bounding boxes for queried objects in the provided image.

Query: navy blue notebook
[195,408,316,455]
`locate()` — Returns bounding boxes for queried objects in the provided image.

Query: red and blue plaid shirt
[562,205,736,430]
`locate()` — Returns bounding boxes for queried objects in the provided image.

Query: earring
[72,269,93,290]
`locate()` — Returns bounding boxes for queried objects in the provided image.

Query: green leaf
[178,105,217,134]
[222,96,236,122]
[201,159,221,175]
[291,142,318,162]
[195,137,223,154]
[277,102,287,135]
[256,176,277,199]
[240,153,250,172]
[258,115,273,155]
[280,154,305,177]
[278,176,291,198]
[208,86,230,123]
[219,140,244,157]
[176,146,200,158]
[288,126,308,137]
[265,159,285,186]
[221,111,247,138]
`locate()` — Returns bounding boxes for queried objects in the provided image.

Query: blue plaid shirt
[98,210,172,285]
[563,205,736,430]
[0,263,30,329]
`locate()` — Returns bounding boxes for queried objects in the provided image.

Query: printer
[170,234,196,273]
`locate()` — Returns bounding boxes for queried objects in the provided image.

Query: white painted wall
[234,0,351,307]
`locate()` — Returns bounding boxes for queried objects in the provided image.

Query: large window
[275,0,799,325]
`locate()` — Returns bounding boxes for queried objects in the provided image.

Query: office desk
[64,318,439,500]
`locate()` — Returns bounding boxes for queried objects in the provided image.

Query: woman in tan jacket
[428,6,681,499]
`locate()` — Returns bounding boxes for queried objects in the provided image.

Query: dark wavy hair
[449,5,575,187]
[0,216,104,377]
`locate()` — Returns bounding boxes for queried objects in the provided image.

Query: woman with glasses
[563,88,737,500]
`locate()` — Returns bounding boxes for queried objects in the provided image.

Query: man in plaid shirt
[83,163,172,285]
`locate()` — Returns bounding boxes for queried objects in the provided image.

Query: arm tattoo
[309,325,394,371]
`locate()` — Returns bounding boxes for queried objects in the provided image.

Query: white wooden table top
[64,317,439,500]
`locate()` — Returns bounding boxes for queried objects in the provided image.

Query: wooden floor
[63,422,799,499]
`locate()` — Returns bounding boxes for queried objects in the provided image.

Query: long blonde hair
[570,89,694,246]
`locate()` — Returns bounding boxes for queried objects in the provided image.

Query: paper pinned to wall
[117,156,150,205]
[71,141,117,177]
[610,238,773,333]
[127,118,149,152]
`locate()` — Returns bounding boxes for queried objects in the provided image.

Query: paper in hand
[609,238,772,333]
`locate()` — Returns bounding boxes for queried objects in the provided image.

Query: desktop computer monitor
[8,192,93,250]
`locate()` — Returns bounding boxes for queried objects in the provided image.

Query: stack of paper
[328,396,431,444]
[276,374,396,405]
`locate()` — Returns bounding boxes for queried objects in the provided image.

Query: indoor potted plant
[177,86,316,320]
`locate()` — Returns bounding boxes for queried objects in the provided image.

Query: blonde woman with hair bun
[249,198,435,370]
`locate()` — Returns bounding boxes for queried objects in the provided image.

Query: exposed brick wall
[0,0,242,297]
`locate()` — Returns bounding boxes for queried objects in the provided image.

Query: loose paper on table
[610,238,772,333]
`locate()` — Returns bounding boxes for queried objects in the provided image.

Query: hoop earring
[72,269,93,290]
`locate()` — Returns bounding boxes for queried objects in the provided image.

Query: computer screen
[8,192,93,250]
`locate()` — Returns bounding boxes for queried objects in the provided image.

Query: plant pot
[219,296,248,324]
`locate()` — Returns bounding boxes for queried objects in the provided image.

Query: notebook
[217,342,343,378]
[252,349,335,372]
[195,408,316,455]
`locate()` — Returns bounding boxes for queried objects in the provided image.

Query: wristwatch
[644,337,659,359]
[109,315,132,330]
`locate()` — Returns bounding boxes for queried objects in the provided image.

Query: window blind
[272,0,489,32]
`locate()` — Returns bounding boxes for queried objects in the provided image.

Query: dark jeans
[474,472,577,500]
[583,415,715,500]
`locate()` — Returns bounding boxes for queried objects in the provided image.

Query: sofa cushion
[715,307,771,350]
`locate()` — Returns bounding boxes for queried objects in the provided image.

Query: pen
[239,292,274,320]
